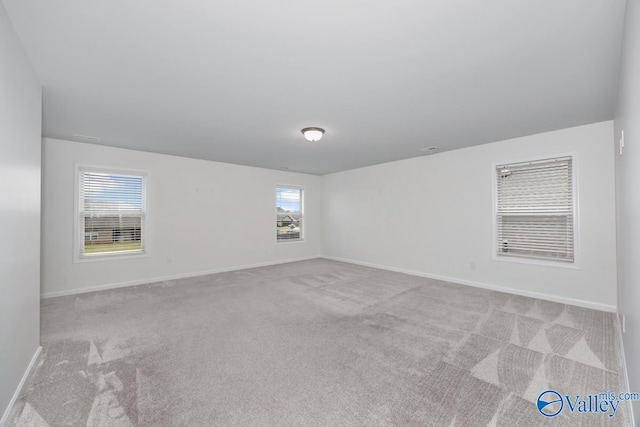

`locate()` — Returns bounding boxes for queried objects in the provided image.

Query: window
[496,156,574,262]
[276,187,303,241]
[84,231,99,241]
[78,168,147,258]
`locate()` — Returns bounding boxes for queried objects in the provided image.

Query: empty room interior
[2,0,640,426]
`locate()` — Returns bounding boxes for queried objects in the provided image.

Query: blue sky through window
[84,173,144,210]
[276,187,301,213]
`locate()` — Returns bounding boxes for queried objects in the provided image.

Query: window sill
[276,239,305,245]
[493,254,580,270]
[74,250,149,263]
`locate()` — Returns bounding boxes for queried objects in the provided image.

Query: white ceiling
[4,0,627,175]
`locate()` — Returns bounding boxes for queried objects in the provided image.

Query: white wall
[0,2,42,424]
[41,138,322,297]
[614,0,640,421]
[322,121,617,310]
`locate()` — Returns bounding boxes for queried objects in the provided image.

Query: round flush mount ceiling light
[301,127,325,142]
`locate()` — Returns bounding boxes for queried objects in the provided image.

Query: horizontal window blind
[79,170,146,256]
[496,157,574,262]
[276,187,303,241]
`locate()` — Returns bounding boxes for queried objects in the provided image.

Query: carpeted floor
[8,259,630,426]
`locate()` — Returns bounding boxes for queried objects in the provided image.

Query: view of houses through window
[79,169,147,257]
[276,187,303,241]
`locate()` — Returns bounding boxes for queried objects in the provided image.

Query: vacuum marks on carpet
[8,259,629,426]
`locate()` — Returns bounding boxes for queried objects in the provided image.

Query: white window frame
[492,154,580,269]
[275,185,305,244]
[74,165,149,263]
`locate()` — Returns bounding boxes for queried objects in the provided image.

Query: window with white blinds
[276,187,303,241]
[496,156,574,262]
[78,168,147,258]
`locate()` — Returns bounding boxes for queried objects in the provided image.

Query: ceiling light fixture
[301,127,325,142]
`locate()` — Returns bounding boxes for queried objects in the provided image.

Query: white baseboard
[0,346,42,427]
[321,255,617,313]
[41,255,322,299]
[43,253,618,312]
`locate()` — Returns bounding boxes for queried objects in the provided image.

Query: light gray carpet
[8,259,630,426]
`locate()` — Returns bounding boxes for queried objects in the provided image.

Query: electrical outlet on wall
[620,130,625,155]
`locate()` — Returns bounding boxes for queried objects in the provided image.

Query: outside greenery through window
[276,187,303,241]
[79,169,147,257]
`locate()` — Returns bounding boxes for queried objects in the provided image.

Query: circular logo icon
[537,390,563,417]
